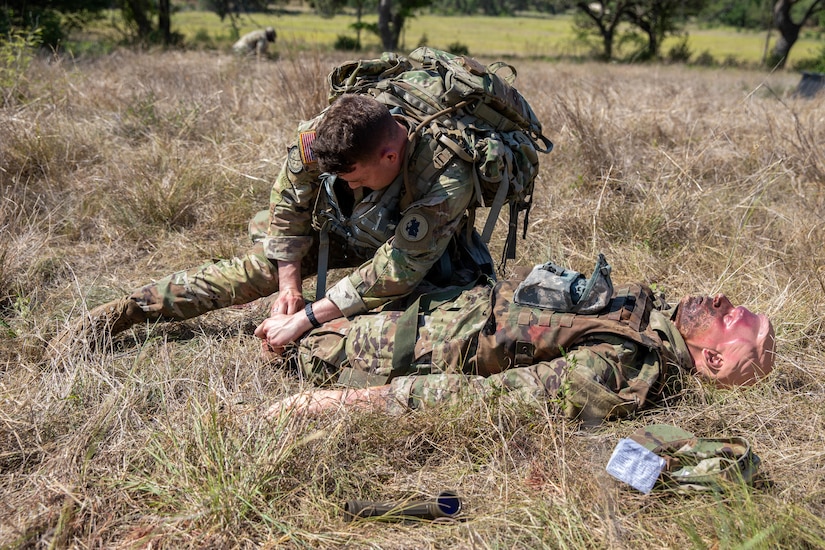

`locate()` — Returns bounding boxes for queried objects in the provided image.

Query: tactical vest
[312,122,456,258]
[311,124,490,295]
[469,279,673,378]
[312,173,403,260]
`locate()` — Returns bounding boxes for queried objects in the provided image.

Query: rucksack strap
[316,221,331,299]
[388,279,484,382]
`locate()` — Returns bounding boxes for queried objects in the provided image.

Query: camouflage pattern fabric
[294,278,694,422]
[629,424,760,489]
[327,48,551,263]
[265,111,487,317]
[127,105,489,321]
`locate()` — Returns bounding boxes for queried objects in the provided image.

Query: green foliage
[667,33,693,63]
[693,49,717,66]
[698,0,773,30]
[446,40,469,55]
[1,1,108,48]
[311,0,347,18]
[792,42,825,72]
[192,27,215,48]
[334,33,361,50]
[432,0,575,15]
[574,0,710,61]
[200,0,271,20]
[0,27,41,106]
[376,0,434,49]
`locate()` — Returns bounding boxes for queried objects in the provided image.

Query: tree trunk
[378,0,395,50]
[771,0,800,68]
[391,12,405,49]
[132,0,153,40]
[158,0,171,45]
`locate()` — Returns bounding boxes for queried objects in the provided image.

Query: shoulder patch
[287,145,304,174]
[399,212,429,242]
[299,131,317,166]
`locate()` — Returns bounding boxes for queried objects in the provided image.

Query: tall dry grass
[1,45,823,548]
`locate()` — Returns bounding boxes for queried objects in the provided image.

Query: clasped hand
[253,288,308,355]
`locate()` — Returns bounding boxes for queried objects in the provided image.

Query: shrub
[693,50,716,67]
[333,34,359,51]
[666,35,692,64]
[792,43,825,73]
[192,28,214,49]
[0,27,41,106]
[447,41,469,56]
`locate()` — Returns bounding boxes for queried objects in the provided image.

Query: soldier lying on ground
[261,267,776,422]
[56,93,496,354]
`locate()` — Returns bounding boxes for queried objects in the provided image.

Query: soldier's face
[675,294,774,386]
[338,151,400,191]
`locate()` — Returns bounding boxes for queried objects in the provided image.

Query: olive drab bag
[326,47,554,265]
[607,424,761,493]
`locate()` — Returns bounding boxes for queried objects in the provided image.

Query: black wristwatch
[305,302,322,328]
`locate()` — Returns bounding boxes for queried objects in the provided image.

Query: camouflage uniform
[293,277,693,422]
[129,113,489,322]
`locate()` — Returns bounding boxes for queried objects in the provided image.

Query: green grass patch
[74,9,822,66]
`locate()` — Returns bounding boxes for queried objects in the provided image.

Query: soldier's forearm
[266,385,392,417]
[277,260,302,292]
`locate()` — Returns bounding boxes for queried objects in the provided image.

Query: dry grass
[1,45,824,548]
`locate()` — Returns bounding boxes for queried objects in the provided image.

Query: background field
[83,10,825,66]
[1,39,825,548]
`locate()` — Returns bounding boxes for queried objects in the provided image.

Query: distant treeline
[2,0,823,64]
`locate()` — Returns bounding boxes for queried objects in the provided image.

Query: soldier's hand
[260,338,285,359]
[271,287,304,316]
[254,311,311,352]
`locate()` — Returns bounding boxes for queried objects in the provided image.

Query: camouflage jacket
[295,278,693,422]
[263,113,479,317]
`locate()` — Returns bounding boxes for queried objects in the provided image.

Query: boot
[51,297,148,356]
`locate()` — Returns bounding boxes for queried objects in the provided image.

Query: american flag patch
[299,131,316,165]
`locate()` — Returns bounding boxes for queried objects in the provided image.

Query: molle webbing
[472,281,663,376]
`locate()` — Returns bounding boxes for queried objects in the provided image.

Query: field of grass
[88,9,824,66]
[2,42,825,547]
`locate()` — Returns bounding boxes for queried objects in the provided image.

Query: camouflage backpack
[326,47,554,264]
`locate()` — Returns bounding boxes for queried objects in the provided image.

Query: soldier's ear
[701,348,724,375]
[379,145,402,166]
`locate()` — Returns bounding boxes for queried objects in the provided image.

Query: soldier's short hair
[313,95,398,174]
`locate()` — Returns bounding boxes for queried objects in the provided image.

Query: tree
[376,0,432,50]
[117,0,154,42]
[574,0,707,61]
[574,0,634,61]
[771,0,825,68]
[699,0,773,29]
[623,0,706,60]
[1,0,109,48]
[349,0,377,49]
[202,0,272,40]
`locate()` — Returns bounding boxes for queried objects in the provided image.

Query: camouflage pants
[294,283,491,385]
[129,210,364,321]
